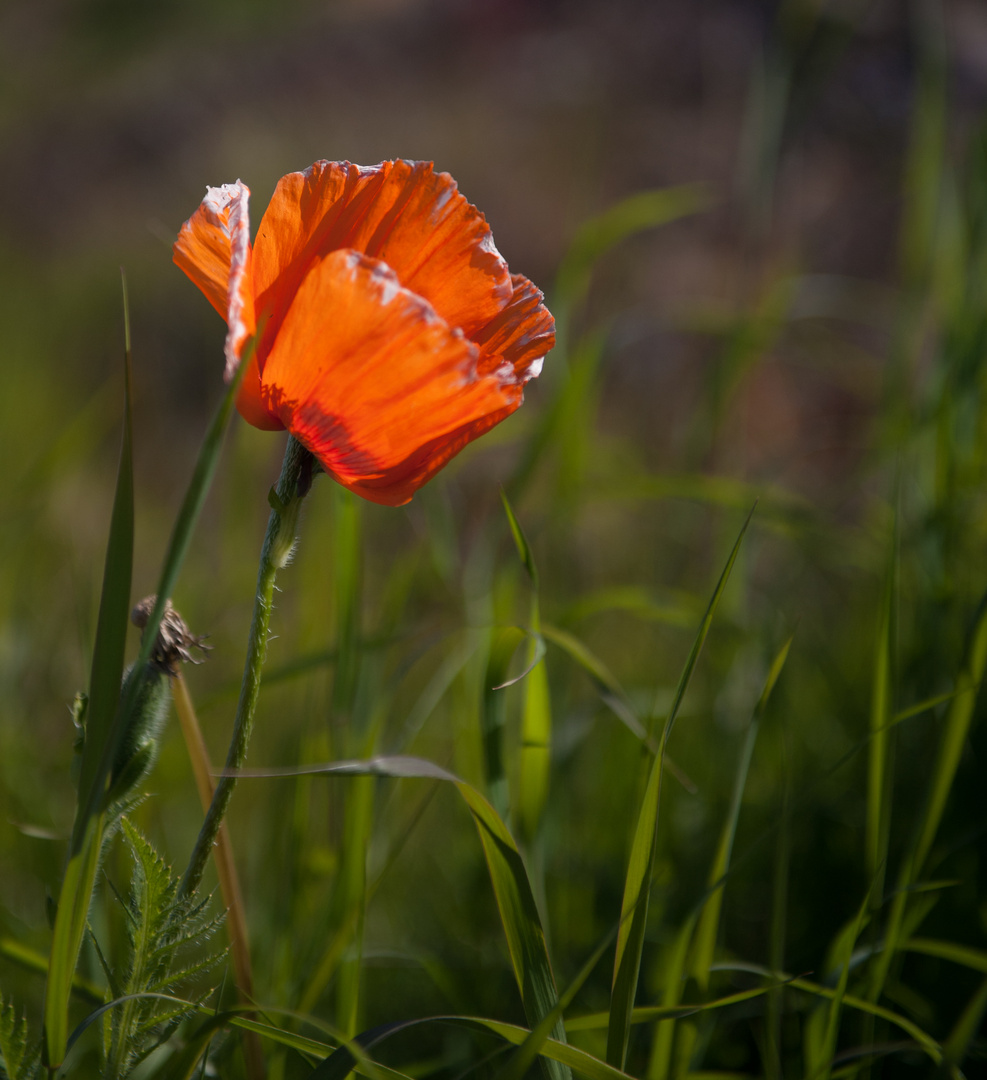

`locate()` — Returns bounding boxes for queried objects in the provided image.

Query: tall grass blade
[869,592,987,1000]
[691,635,793,990]
[607,506,754,1070]
[44,276,135,1070]
[866,499,897,899]
[483,627,526,817]
[501,492,553,841]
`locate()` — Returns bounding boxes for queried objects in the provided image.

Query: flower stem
[180,434,311,899]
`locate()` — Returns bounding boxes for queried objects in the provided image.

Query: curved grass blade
[483,627,526,816]
[940,975,987,1077]
[606,506,754,1070]
[807,888,873,1080]
[44,275,135,1070]
[308,1014,633,1080]
[906,937,987,972]
[229,755,570,1080]
[712,962,945,1069]
[501,491,552,841]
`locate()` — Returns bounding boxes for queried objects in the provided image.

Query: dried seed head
[131,595,211,676]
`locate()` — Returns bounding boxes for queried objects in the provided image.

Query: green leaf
[71,273,135,843]
[231,756,570,1080]
[45,279,137,1074]
[606,506,754,1070]
[1,991,36,1080]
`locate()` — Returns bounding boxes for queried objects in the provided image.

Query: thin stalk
[180,435,311,899]
[173,674,252,988]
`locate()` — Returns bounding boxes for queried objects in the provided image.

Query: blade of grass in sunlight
[483,627,526,817]
[228,755,571,1080]
[607,506,754,1071]
[44,273,135,1071]
[501,492,552,842]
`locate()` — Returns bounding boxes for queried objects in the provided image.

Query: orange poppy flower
[173,159,555,505]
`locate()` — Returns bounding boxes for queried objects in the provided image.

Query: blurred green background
[3,0,987,1076]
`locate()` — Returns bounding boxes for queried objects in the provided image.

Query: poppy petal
[473,274,556,383]
[259,248,522,505]
[173,180,256,381]
[251,160,512,359]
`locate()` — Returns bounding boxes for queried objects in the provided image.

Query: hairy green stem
[180,435,311,899]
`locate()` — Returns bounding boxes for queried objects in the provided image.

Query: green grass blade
[940,975,987,1076]
[498,925,619,1080]
[500,492,552,841]
[71,288,135,836]
[45,279,135,1070]
[689,635,794,990]
[43,814,104,1071]
[231,755,570,1080]
[866,499,897,899]
[501,490,538,587]
[711,963,944,1068]
[483,627,526,816]
[570,983,782,1032]
[519,655,552,843]
[607,507,754,1070]
[905,937,987,972]
[645,916,695,1080]
[308,1014,629,1080]
[868,592,987,1001]
[810,889,872,1080]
